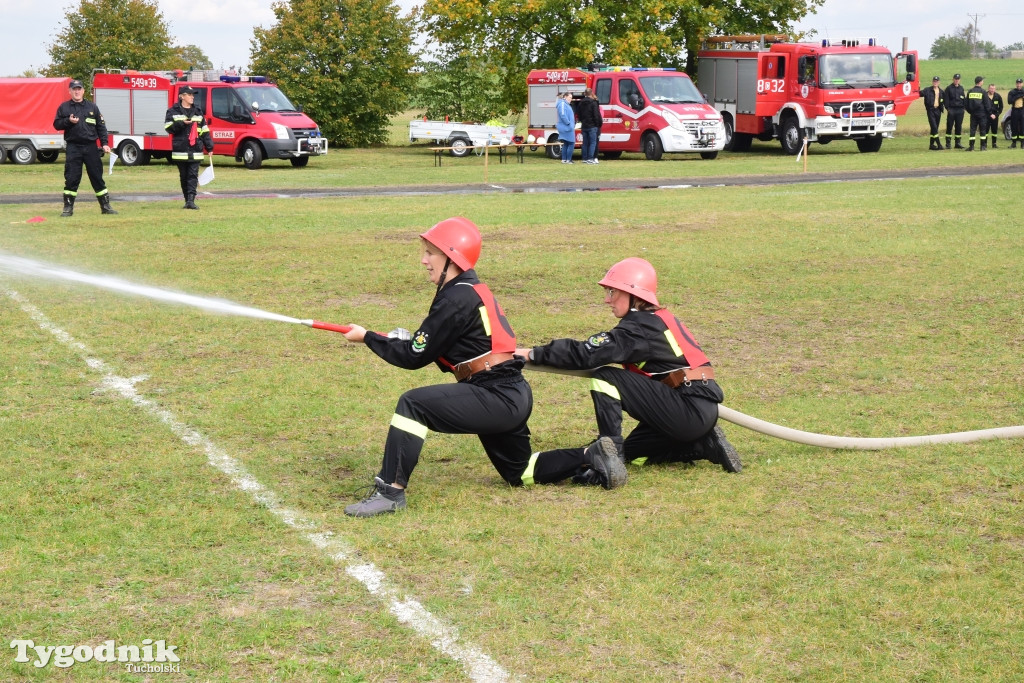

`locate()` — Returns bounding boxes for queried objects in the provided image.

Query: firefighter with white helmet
[519,257,741,477]
[339,218,625,516]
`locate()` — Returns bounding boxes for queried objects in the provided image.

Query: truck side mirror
[231,104,244,120]
[797,57,808,84]
[905,55,917,82]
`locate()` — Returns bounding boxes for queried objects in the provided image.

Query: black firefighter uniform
[164,101,213,202]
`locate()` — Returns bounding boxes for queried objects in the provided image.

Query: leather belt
[660,365,714,388]
[452,353,515,381]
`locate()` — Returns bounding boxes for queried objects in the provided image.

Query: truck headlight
[661,110,686,131]
[271,122,290,140]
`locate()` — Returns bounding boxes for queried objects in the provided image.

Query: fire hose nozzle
[302,319,352,334]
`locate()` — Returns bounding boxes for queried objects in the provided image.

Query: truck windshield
[819,54,895,88]
[638,75,705,104]
[237,86,298,112]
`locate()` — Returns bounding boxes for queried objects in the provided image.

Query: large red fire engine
[696,35,919,154]
[527,66,725,160]
[92,69,327,169]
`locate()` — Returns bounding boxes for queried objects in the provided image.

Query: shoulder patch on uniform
[411,330,429,353]
[585,332,610,349]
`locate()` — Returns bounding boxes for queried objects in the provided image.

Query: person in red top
[340,218,625,517]
[519,257,741,478]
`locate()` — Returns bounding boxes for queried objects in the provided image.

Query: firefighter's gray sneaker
[707,426,742,473]
[345,477,407,517]
[586,436,627,489]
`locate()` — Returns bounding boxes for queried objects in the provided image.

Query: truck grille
[825,101,894,118]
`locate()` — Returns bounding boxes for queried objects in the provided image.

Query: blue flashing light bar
[220,75,240,83]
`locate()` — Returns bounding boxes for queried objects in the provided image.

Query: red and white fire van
[92,69,327,169]
[527,66,725,160]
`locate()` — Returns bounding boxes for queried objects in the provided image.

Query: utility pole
[966,13,986,56]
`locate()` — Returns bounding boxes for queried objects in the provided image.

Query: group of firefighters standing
[54,80,213,217]
[920,74,1024,151]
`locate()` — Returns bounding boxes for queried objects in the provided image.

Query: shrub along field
[1,106,1022,681]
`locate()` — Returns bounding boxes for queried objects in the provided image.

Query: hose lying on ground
[523,363,1024,449]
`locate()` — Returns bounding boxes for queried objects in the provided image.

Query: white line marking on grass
[5,289,513,683]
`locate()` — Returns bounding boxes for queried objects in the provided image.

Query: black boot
[98,195,118,214]
[980,141,987,151]
[1011,141,1017,149]
[945,138,951,149]
[184,194,199,210]
[60,195,74,217]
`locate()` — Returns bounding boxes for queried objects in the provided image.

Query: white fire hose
[524,363,1024,449]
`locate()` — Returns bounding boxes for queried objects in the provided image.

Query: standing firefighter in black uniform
[944,74,966,149]
[1007,80,1024,149]
[919,76,945,150]
[966,76,992,151]
[53,79,117,217]
[339,217,626,517]
[164,86,213,209]
[986,83,1003,149]
[518,258,741,479]
[1008,78,1024,148]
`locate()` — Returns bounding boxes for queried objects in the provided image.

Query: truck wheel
[290,155,310,167]
[241,141,263,169]
[12,143,37,165]
[118,140,149,167]
[700,151,719,160]
[779,117,803,155]
[601,151,622,160]
[1004,118,1012,141]
[642,132,663,160]
[721,116,735,150]
[731,133,754,152]
[545,135,561,160]
[38,150,60,163]
[856,135,883,153]
[449,137,472,158]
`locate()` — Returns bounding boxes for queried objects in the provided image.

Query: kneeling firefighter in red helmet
[340,218,626,517]
[517,257,741,477]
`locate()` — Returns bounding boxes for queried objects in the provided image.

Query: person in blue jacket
[555,91,577,164]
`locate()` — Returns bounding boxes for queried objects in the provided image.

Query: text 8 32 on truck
[93,69,327,169]
[527,65,725,160]
[697,35,918,154]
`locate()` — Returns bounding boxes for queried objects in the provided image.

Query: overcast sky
[1,0,1020,79]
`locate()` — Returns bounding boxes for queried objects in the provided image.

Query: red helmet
[598,257,659,306]
[420,217,481,270]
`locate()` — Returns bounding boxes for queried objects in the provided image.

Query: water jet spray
[4,251,1021,450]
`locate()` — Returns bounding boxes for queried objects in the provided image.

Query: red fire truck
[526,66,725,160]
[92,69,327,169]
[696,35,919,154]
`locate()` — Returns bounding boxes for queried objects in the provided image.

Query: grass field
[1,91,1023,681]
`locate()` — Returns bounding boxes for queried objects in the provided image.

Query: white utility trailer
[409,120,516,157]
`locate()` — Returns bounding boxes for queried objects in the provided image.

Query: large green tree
[418,0,824,113]
[45,0,178,85]
[929,25,973,59]
[414,43,509,122]
[172,45,214,71]
[251,0,416,147]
